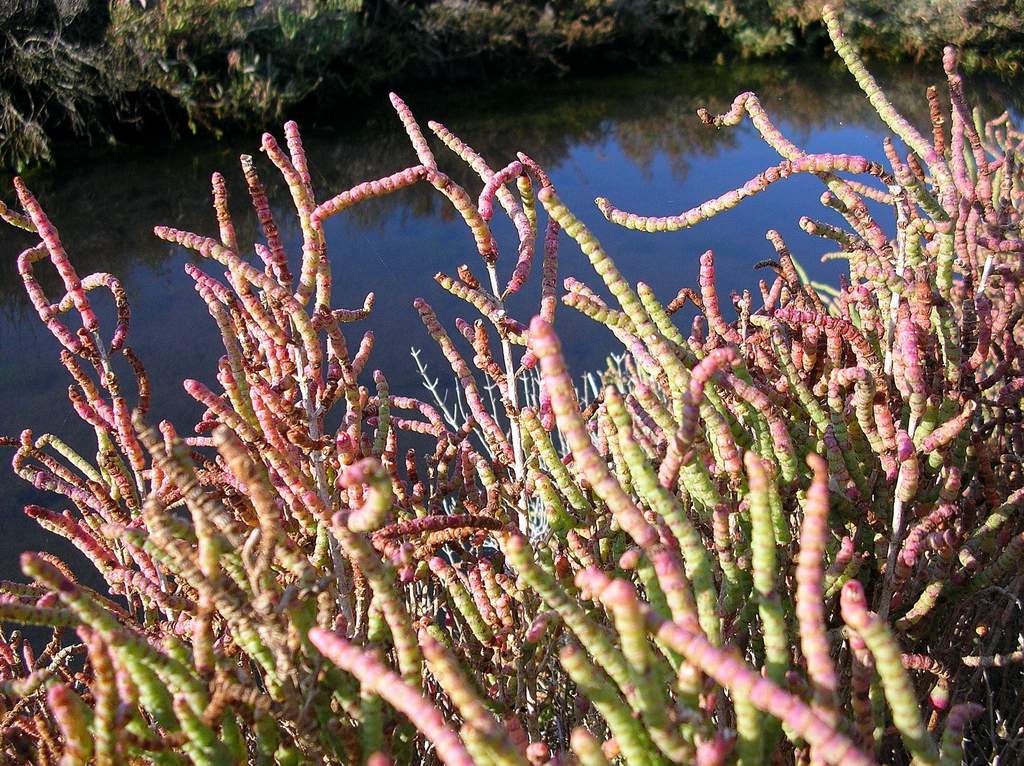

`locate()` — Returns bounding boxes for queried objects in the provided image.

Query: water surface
[0,59,1019,583]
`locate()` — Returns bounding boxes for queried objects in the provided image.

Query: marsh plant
[1,7,1023,765]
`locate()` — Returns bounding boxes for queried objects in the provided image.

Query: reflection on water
[0,59,1019,582]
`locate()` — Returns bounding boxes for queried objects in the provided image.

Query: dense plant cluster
[4,0,1023,170]
[1,6,1023,764]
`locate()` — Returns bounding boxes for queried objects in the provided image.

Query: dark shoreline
[4,0,1022,172]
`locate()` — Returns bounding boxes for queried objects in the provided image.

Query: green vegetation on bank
[3,0,1022,170]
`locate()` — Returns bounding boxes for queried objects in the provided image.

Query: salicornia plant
[1,6,1022,765]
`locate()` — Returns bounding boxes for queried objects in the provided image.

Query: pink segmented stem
[773,307,882,378]
[183,379,259,443]
[240,154,292,287]
[796,454,840,724]
[54,273,131,350]
[503,205,538,298]
[153,227,322,378]
[309,629,473,766]
[262,130,322,307]
[921,401,976,453]
[284,120,313,192]
[14,179,99,333]
[389,93,438,169]
[681,347,738,448]
[698,91,805,158]
[211,171,238,252]
[313,166,429,225]
[23,506,119,571]
[18,245,81,352]
[479,161,523,222]
[516,152,553,190]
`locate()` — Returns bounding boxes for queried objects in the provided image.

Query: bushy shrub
[822,0,1024,70]
[1,6,1022,764]
[0,0,117,170]
[106,0,362,135]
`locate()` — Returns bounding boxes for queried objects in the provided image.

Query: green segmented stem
[530,317,659,549]
[310,628,475,766]
[360,601,388,764]
[938,704,984,766]
[606,387,720,645]
[429,556,494,646]
[570,728,612,766]
[840,581,938,766]
[331,512,423,688]
[588,571,694,763]
[47,684,95,766]
[559,642,664,766]
[419,629,527,766]
[743,451,789,752]
[502,533,638,708]
[744,452,789,683]
[172,694,234,766]
[822,5,953,194]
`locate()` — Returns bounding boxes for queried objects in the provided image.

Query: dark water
[0,59,1019,584]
